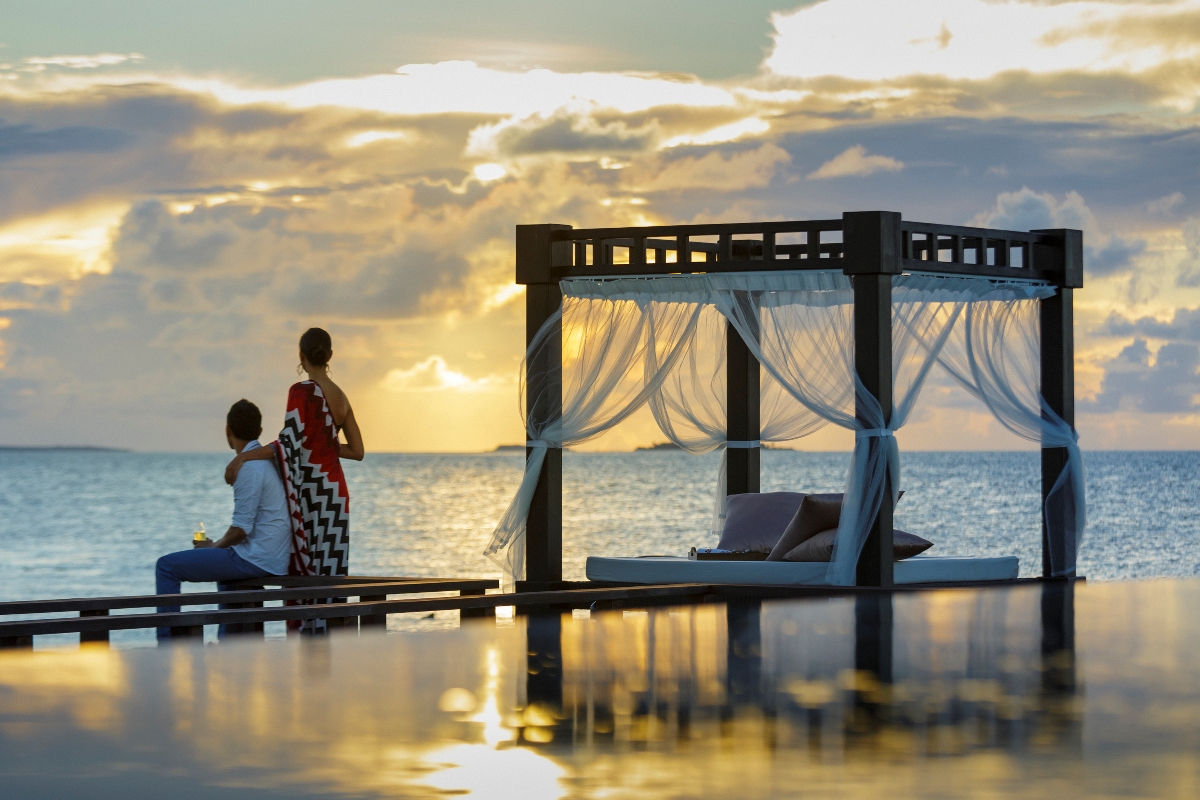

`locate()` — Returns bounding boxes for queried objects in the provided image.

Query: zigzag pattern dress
[270,381,350,577]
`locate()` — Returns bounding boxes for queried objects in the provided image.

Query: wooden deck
[0,575,1053,648]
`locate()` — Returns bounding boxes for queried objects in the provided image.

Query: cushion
[782,528,933,562]
[766,493,842,561]
[716,492,807,553]
[765,490,906,562]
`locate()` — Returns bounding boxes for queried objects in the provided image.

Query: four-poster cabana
[494,211,1083,589]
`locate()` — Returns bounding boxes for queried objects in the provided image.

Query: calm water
[0,450,1197,614]
[1,580,1198,798]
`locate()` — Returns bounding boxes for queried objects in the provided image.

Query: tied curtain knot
[525,440,553,448]
[725,440,761,448]
[855,429,894,439]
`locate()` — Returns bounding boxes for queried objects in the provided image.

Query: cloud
[170,60,737,118]
[767,0,1200,82]
[1177,217,1200,286]
[381,356,498,392]
[630,142,791,193]
[1147,191,1185,216]
[470,111,658,157]
[1,26,1199,449]
[971,187,1144,275]
[807,145,903,180]
[0,120,133,161]
[19,53,143,70]
[662,117,770,148]
[1102,307,1200,342]
[1084,338,1200,413]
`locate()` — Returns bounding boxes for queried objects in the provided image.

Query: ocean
[1,449,1197,644]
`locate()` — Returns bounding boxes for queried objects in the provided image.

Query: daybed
[586,554,1019,586]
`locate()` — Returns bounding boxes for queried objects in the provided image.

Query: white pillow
[716,492,808,553]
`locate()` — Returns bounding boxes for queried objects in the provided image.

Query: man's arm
[216,460,263,548]
[194,526,248,548]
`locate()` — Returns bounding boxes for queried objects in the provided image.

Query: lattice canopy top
[517,213,1083,288]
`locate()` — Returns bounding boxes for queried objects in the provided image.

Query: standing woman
[226,328,364,578]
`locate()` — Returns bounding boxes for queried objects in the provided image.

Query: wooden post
[843,211,902,588]
[516,224,572,584]
[460,588,495,619]
[360,595,387,628]
[1033,228,1082,578]
[80,609,110,644]
[726,313,760,496]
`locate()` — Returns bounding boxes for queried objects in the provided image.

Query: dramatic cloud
[1102,307,1200,342]
[2,0,1200,449]
[382,355,502,393]
[20,53,144,70]
[1085,338,1200,413]
[971,187,1145,275]
[807,145,903,180]
[767,0,1200,85]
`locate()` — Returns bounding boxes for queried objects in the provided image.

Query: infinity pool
[1,580,1197,798]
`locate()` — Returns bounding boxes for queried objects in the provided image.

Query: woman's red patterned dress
[270,381,350,577]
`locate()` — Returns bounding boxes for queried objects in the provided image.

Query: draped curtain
[484,285,705,585]
[925,286,1083,576]
[486,270,1084,588]
[646,302,829,536]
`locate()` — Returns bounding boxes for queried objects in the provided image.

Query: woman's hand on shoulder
[224,454,245,485]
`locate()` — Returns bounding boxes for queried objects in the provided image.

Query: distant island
[493,444,526,452]
[0,445,130,452]
[634,442,795,452]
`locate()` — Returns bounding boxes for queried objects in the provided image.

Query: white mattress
[585,554,1019,586]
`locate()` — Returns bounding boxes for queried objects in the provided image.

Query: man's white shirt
[230,440,291,575]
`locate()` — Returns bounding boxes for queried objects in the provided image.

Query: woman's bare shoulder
[323,380,351,423]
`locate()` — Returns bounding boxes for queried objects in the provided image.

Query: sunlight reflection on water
[1,580,1198,798]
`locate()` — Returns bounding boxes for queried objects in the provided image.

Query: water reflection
[4,581,1200,798]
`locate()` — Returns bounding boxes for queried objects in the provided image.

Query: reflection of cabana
[488,212,1084,589]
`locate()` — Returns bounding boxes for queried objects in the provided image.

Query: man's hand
[193,539,216,549]
[224,454,245,486]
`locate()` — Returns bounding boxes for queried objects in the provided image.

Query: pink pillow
[716,492,807,553]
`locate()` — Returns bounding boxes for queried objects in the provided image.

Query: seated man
[156,399,291,639]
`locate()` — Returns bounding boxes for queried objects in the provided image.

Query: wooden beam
[0,579,496,616]
[517,224,571,583]
[0,584,718,639]
[844,211,901,588]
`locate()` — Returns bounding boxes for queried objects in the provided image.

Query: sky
[1,0,1199,452]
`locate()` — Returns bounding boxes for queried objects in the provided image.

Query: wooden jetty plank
[0,578,1066,645]
[224,575,437,588]
[0,579,498,616]
[0,584,717,639]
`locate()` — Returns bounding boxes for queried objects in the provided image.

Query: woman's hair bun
[299,327,333,367]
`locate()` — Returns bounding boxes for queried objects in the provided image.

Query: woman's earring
[296,363,304,376]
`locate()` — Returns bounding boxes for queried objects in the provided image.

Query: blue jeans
[155,548,272,639]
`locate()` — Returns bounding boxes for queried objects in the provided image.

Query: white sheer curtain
[713,272,961,585]
[646,302,828,536]
[484,283,704,585]
[922,281,1083,577]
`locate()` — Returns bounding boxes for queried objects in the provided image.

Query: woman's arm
[224,444,274,485]
[339,405,365,461]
